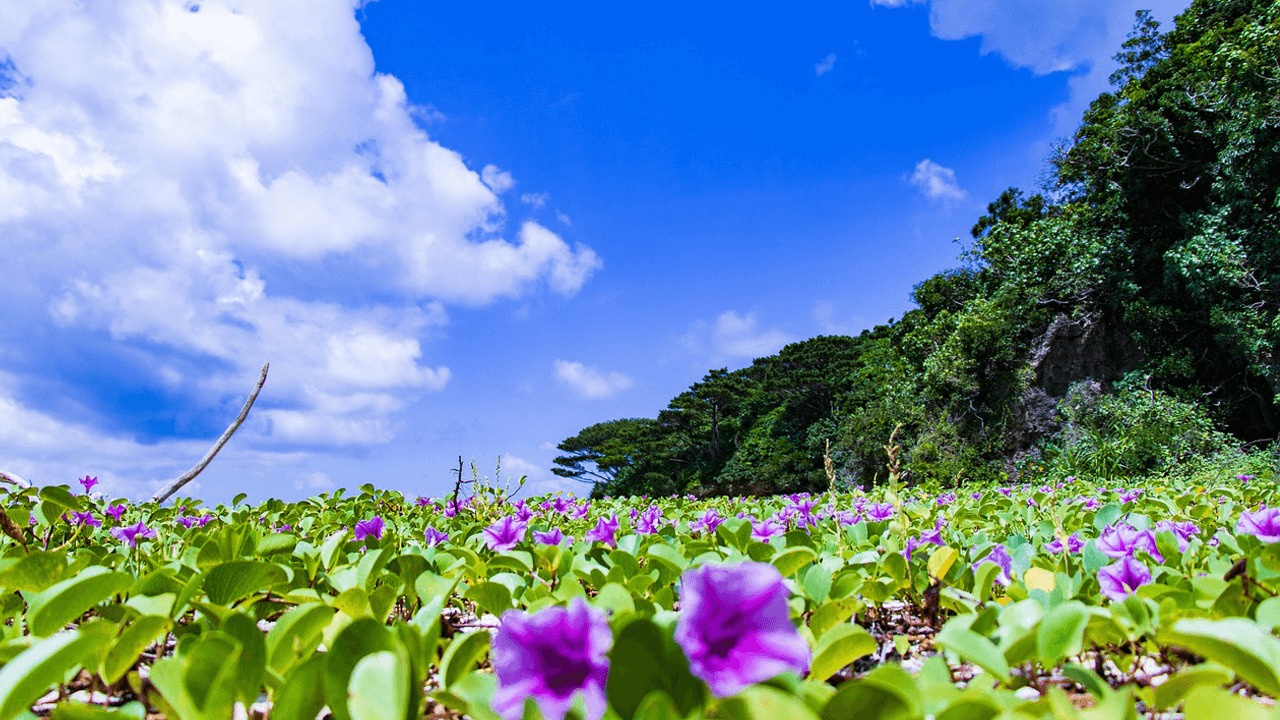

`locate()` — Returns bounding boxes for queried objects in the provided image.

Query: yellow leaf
[927,546,959,580]
[1023,567,1055,593]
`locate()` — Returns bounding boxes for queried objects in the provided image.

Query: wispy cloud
[553,360,635,399]
[683,311,793,364]
[909,159,966,203]
[815,52,838,77]
[481,164,516,194]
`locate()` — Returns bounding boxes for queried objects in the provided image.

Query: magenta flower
[634,506,664,535]
[1046,532,1083,554]
[354,516,385,541]
[69,511,100,528]
[415,496,435,508]
[866,503,895,522]
[78,475,99,493]
[533,527,570,546]
[491,598,611,720]
[423,526,449,547]
[1155,520,1198,551]
[751,518,786,542]
[550,496,573,514]
[584,515,619,548]
[971,544,1013,586]
[1237,506,1280,543]
[690,509,724,535]
[111,521,156,547]
[484,515,528,551]
[1098,556,1152,601]
[674,562,810,697]
[105,503,127,522]
[1097,524,1162,562]
[569,502,591,520]
[176,515,199,529]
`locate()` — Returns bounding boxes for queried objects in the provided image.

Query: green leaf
[0,623,114,720]
[821,665,920,720]
[222,613,267,704]
[323,618,404,720]
[464,581,512,617]
[100,615,171,685]
[719,685,821,720]
[23,567,132,637]
[1182,687,1274,720]
[1159,618,1280,697]
[0,552,68,593]
[809,597,863,640]
[802,565,833,604]
[202,561,287,606]
[149,633,242,720]
[348,651,410,720]
[935,623,1010,684]
[772,547,818,578]
[268,654,328,720]
[439,629,491,689]
[606,617,706,720]
[266,603,337,678]
[1152,663,1233,710]
[810,624,876,681]
[50,701,146,719]
[1036,601,1089,667]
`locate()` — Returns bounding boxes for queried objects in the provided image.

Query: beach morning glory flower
[1237,506,1280,543]
[674,562,811,697]
[1045,532,1083,554]
[634,506,664,535]
[533,527,570,546]
[866,503,895,522]
[971,545,1013,586]
[1097,524,1162,562]
[69,511,100,528]
[176,515,199,529]
[484,516,528,551]
[423,526,449,547]
[111,521,156,547]
[584,515,619,548]
[1098,556,1152,601]
[78,475,98,493]
[491,598,611,720]
[105,504,127,522]
[751,518,786,542]
[690,508,725,535]
[354,516,385,541]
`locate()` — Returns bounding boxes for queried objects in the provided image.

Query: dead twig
[0,469,31,489]
[150,362,269,504]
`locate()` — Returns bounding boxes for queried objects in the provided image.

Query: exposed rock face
[1007,312,1142,470]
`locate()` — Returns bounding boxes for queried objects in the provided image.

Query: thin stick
[0,469,31,489]
[150,362,269,504]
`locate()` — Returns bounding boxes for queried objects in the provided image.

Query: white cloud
[521,192,549,208]
[684,311,794,363]
[0,0,602,466]
[481,163,516,194]
[815,52,838,77]
[554,360,634,400]
[500,452,584,498]
[872,0,1190,132]
[909,159,966,202]
[814,301,868,336]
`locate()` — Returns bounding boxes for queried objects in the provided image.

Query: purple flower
[751,518,786,542]
[918,519,945,547]
[353,516,385,541]
[569,502,591,521]
[1097,524,1162,562]
[936,492,955,506]
[690,509,725,535]
[1155,520,1198,551]
[1118,489,1142,504]
[997,487,1012,498]
[584,515,619,548]
[423,526,449,547]
[276,524,291,532]
[1082,497,1099,510]
[78,475,98,493]
[533,527,570,546]
[111,521,156,547]
[634,506,664,535]
[1238,474,1255,483]
[105,504,127,522]
[69,511,100,528]
[971,492,983,501]
[1026,497,1038,508]
[415,496,435,508]
[1237,506,1280,543]
[197,513,213,528]
[176,515,199,529]
[485,516,528,551]
[1046,532,1083,554]
[550,496,573,514]
[492,598,611,720]
[1098,556,1152,601]
[674,562,811,697]
[971,545,1013,586]
[865,503,895,522]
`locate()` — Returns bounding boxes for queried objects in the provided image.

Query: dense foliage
[5,456,1280,719]
[555,0,1280,498]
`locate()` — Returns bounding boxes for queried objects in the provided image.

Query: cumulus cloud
[815,52,838,77]
[909,159,966,202]
[553,360,634,400]
[0,0,602,468]
[872,0,1190,131]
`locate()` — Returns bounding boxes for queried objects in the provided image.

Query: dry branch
[0,469,31,489]
[150,362,269,504]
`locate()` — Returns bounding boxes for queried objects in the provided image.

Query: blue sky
[0,0,1188,503]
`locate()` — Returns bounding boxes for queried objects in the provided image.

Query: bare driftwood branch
[0,469,31,489]
[151,362,269,504]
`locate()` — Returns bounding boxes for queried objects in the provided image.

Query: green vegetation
[555,0,1280,498]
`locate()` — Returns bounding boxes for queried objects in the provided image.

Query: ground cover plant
[5,460,1280,719]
